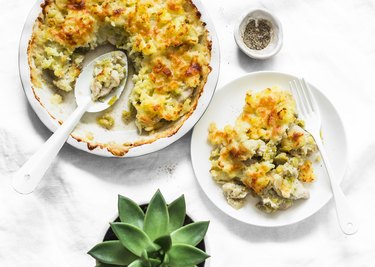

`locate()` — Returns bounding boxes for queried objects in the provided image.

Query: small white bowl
[234,9,283,60]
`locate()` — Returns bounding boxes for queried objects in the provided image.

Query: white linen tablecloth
[1,0,375,266]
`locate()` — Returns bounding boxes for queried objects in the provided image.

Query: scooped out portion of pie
[90,52,127,101]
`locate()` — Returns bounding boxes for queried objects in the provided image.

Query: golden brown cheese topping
[29,0,211,132]
[240,87,297,141]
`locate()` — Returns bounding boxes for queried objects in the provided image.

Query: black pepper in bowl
[243,19,272,50]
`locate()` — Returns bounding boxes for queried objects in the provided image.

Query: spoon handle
[12,99,91,194]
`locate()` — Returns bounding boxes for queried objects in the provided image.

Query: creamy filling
[91,53,127,101]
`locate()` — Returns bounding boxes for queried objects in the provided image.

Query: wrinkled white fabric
[1,0,375,266]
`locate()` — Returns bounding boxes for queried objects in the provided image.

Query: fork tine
[298,78,313,114]
[302,78,319,114]
[290,80,307,116]
[289,81,302,114]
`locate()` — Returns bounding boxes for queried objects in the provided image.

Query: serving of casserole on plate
[191,72,348,227]
[20,0,220,157]
[208,87,318,213]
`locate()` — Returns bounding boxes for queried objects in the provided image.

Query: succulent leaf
[96,262,126,267]
[163,254,169,264]
[128,259,146,267]
[144,190,169,240]
[118,195,145,229]
[154,235,172,252]
[149,258,162,267]
[167,195,186,233]
[88,240,137,265]
[110,223,159,257]
[141,249,149,259]
[166,244,209,267]
[171,221,209,247]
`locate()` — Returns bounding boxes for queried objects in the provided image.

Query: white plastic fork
[290,78,358,235]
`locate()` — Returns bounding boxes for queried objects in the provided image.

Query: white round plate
[19,0,220,157]
[191,72,348,227]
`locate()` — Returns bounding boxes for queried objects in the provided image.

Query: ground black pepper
[243,19,272,50]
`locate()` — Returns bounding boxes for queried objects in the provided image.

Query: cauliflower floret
[222,183,249,209]
[272,173,309,200]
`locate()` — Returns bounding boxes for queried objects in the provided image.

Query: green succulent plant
[88,190,210,267]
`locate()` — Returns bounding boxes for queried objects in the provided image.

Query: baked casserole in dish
[28,0,212,155]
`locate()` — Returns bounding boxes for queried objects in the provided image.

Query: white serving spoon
[13,51,128,194]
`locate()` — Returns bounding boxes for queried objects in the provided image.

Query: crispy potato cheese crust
[28,0,211,155]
